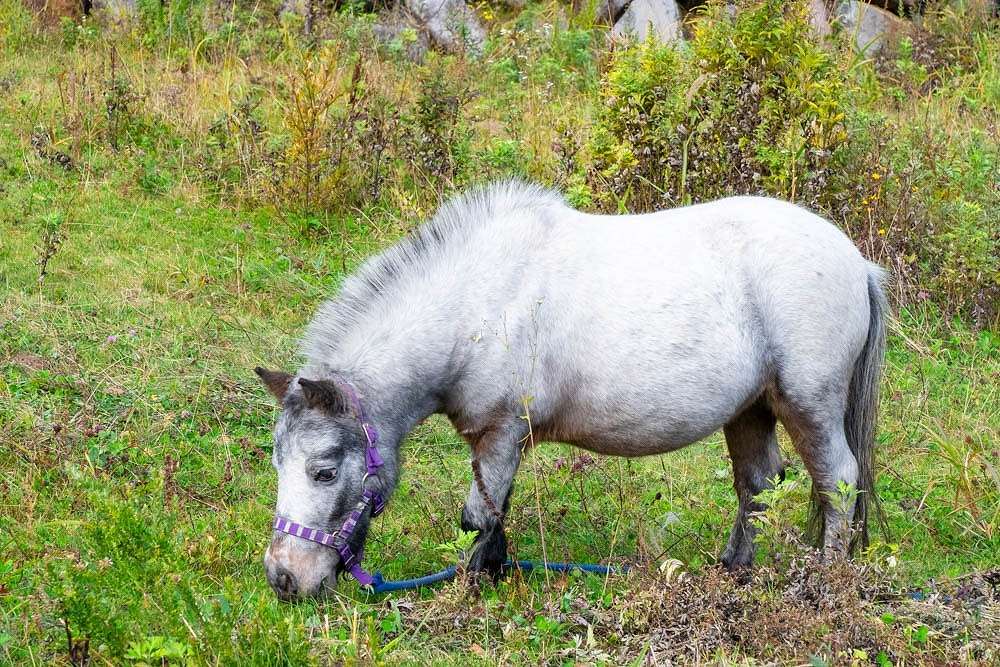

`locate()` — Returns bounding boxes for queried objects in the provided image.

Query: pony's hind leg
[720,398,784,570]
[459,419,527,581]
[776,403,859,555]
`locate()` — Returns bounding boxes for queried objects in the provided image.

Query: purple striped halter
[271,382,386,587]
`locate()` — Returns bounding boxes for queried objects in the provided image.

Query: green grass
[2,0,999,664]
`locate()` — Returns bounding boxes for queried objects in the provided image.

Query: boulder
[807,0,834,39]
[611,0,684,43]
[280,0,314,34]
[403,0,485,54]
[835,0,907,55]
[280,0,310,17]
[593,0,630,25]
[89,0,136,29]
[373,7,433,63]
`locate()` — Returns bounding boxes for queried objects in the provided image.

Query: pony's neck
[355,365,442,451]
[301,217,479,449]
[305,319,453,452]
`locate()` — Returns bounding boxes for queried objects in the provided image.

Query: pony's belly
[535,390,749,458]
[556,428,718,458]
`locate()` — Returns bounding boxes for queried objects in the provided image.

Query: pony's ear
[297,378,349,415]
[255,367,293,402]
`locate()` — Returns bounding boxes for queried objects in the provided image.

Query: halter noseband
[271,381,386,588]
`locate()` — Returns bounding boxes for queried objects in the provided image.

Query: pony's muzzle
[264,534,337,600]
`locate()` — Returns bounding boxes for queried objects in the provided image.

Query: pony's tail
[843,269,888,552]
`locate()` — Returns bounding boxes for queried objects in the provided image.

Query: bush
[0,1,38,53]
[409,52,476,186]
[589,0,847,211]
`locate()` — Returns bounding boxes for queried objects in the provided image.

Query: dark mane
[301,181,564,362]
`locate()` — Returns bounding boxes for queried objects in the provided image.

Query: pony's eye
[314,468,337,483]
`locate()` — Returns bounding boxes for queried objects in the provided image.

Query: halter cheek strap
[272,381,386,588]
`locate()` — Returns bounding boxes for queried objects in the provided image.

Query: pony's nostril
[271,566,299,598]
[277,572,295,593]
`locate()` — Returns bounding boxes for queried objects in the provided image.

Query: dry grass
[383,557,1000,665]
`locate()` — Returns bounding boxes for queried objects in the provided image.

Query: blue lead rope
[364,560,628,594]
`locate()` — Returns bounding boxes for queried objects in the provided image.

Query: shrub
[588,0,999,326]
[270,22,414,223]
[201,90,275,201]
[0,1,37,53]
[589,0,847,211]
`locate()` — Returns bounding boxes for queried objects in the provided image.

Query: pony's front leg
[459,421,525,581]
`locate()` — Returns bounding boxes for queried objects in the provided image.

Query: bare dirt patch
[10,352,58,372]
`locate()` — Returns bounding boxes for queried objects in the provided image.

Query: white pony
[256,181,886,600]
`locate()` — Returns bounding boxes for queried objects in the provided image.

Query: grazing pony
[256,181,886,600]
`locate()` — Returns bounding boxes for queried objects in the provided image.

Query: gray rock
[90,0,136,29]
[280,0,310,17]
[835,0,906,55]
[280,0,314,34]
[612,0,684,43]
[807,0,834,39]
[373,7,433,63]
[403,0,486,54]
[593,0,631,25]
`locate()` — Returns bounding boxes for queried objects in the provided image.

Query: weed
[102,51,144,152]
[62,620,90,667]
[278,39,345,216]
[123,635,193,665]
[750,474,810,568]
[923,418,1000,541]
[0,2,37,53]
[824,110,1000,326]
[480,136,530,177]
[34,212,66,284]
[202,90,272,199]
[135,151,169,195]
[435,527,479,566]
[825,479,864,519]
[411,53,476,186]
[275,29,405,221]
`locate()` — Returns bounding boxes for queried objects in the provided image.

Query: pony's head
[255,367,383,600]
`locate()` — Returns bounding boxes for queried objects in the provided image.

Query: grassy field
[2,0,999,664]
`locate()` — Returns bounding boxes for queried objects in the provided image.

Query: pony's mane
[301,180,565,364]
